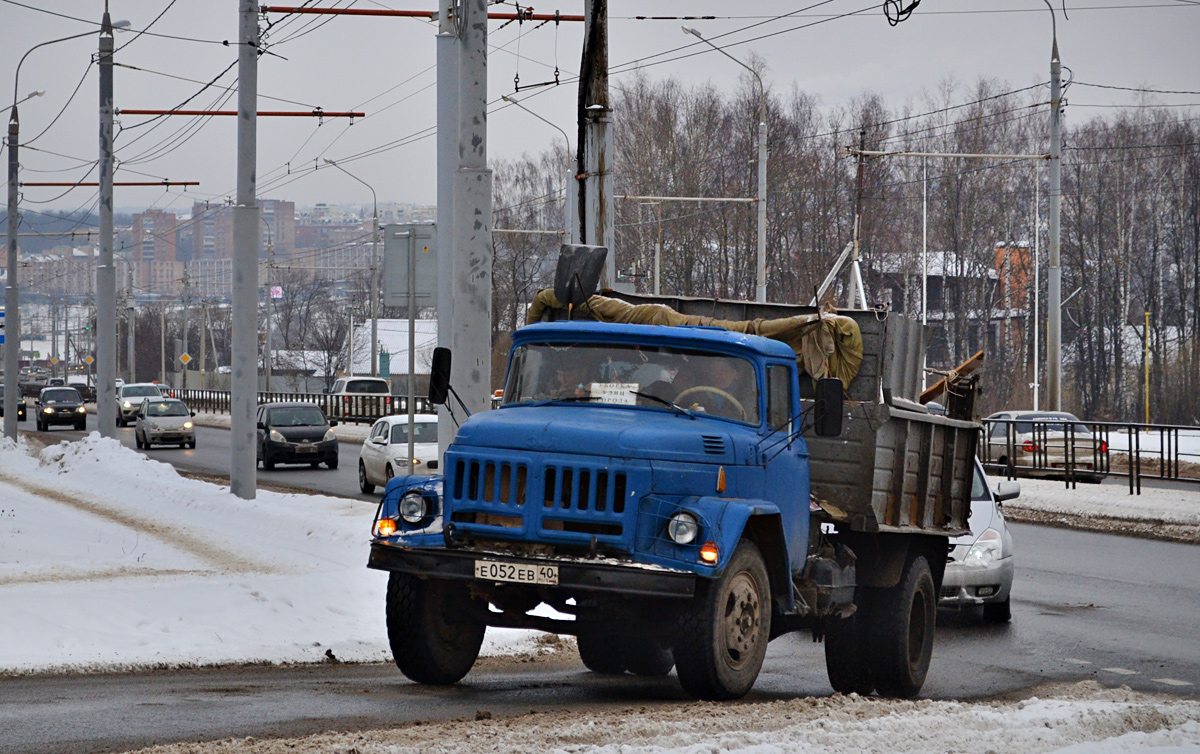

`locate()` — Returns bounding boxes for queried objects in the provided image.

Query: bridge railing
[175,389,433,425]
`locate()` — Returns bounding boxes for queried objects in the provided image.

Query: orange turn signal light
[699,542,719,565]
[716,466,726,493]
[374,518,397,538]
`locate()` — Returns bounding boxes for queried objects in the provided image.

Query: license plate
[296,444,316,453]
[474,560,558,585]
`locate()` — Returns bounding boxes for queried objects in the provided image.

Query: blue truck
[367,290,979,701]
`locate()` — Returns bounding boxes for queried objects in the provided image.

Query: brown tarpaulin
[526,290,864,388]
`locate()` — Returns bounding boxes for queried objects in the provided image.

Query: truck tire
[576,632,627,674]
[869,555,935,698]
[983,596,1011,624]
[673,540,771,700]
[823,588,875,696]
[385,572,485,685]
[623,636,674,677]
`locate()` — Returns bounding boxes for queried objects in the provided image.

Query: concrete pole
[264,229,272,391]
[755,117,767,303]
[230,0,260,499]
[1046,34,1063,412]
[1033,179,1040,412]
[96,12,118,437]
[371,209,379,376]
[181,274,188,391]
[655,203,663,296]
[127,306,135,382]
[407,229,416,470]
[159,306,166,383]
[579,0,614,286]
[436,0,494,458]
[3,110,15,441]
[921,156,928,389]
[199,304,207,388]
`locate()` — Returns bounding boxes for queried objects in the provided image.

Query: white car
[940,459,1019,623]
[117,383,167,426]
[134,398,196,449]
[358,414,439,494]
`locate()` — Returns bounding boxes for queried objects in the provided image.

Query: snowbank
[119,681,1200,754]
[0,434,549,675]
[1001,476,1200,526]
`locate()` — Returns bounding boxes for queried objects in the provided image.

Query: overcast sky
[2,1,1198,220]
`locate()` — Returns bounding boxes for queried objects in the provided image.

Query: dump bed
[601,292,977,537]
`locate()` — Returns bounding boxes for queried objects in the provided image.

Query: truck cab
[369,297,977,701]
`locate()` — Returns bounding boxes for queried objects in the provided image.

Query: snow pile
[0,434,549,675]
[120,681,1200,754]
[1002,476,1200,526]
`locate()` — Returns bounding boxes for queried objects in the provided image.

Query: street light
[6,25,125,441]
[323,158,380,376]
[682,26,768,303]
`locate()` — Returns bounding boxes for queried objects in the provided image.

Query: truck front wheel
[385,572,485,685]
[824,588,875,695]
[674,540,771,700]
[870,555,935,698]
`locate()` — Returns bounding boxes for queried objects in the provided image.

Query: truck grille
[447,451,642,548]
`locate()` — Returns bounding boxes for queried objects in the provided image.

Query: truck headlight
[667,511,699,545]
[400,491,428,524]
[965,528,1004,568]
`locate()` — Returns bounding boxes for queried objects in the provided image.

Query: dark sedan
[0,384,28,422]
[34,387,87,431]
[256,402,339,470]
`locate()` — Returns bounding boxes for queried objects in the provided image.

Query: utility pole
[849,130,869,309]
[436,0,494,460]
[96,10,118,438]
[371,207,379,376]
[159,306,166,383]
[199,303,207,388]
[578,0,614,286]
[5,105,21,442]
[264,227,273,391]
[230,0,260,499]
[1046,22,1064,412]
[181,269,189,390]
[127,305,136,382]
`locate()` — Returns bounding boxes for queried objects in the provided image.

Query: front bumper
[40,410,86,426]
[264,440,338,464]
[145,427,195,443]
[367,542,697,599]
[939,556,1014,606]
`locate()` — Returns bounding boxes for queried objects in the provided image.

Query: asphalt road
[1,522,1196,754]
[24,413,378,503]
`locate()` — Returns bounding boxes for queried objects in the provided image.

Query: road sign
[50,357,59,365]
[270,285,283,299]
[85,356,94,364]
[179,353,192,365]
[383,223,437,308]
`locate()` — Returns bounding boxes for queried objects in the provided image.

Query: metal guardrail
[979,418,1200,494]
[174,389,433,425]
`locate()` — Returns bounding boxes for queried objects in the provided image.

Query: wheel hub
[723,572,761,666]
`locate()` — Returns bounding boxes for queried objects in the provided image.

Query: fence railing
[175,389,433,425]
[979,418,1200,494]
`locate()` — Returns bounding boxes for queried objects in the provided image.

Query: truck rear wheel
[576,632,627,674]
[385,572,485,685]
[623,637,674,677]
[674,540,770,700]
[824,588,875,695]
[869,556,935,698]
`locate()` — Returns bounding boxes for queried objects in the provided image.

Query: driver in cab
[675,357,757,422]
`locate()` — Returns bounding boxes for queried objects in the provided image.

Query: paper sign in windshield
[589,382,638,405]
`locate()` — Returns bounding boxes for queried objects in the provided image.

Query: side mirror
[995,480,1021,502]
[329,419,338,427]
[813,378,844,438]
[190,411,196,417]
[257,421,266,430]
[428,347,452,406]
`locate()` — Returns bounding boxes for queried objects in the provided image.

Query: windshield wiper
[631,391,694,417]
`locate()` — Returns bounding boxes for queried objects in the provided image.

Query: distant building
[131,209,181,296]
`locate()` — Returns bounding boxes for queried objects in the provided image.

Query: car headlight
[269,429,285,443]
[395,457,420,466]
[43,407,54,414]
[77,406,87,413]
[399,491,428,524]
[183,421,193,429]
[147,421,160,430]
[123,401,133,408]
[667,511,700,545]
[964,528,1004,568]
[323,429,336,442]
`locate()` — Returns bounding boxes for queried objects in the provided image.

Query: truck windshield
[504,342,760,423]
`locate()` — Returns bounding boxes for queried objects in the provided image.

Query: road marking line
[1064,658,1092,665]
[1152,678,1193,687]
[1102,667,1138,675]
